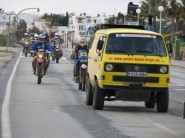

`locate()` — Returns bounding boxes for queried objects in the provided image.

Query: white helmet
[55,33,59,36]
[34,33,38,40]
[24,33,29,37]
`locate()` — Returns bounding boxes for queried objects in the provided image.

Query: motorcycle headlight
[38,55,43,58]
[81,64,87,69]
[160,66,167,73]
[105,64,113,71]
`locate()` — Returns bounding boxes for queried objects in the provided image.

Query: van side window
[91,35,106,50]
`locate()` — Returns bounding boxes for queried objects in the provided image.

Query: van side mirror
[166,44,173,54]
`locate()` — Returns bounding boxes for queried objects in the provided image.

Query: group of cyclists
[21,31,89,81]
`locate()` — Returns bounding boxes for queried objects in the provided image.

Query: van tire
[85,77,93,105]
[145,101,155,108]
[156,89,169,113]
[93,81,104,110]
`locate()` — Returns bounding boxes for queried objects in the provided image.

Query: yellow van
[85,25,172,112]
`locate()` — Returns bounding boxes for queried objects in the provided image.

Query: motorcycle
[52,43,62,63]
[24,42,30,57]
[31,49,51,84]
[75,49,88,91]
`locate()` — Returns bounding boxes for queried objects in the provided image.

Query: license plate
[56,49,59,51]
[127,72,147,77]
[80,52,87,56]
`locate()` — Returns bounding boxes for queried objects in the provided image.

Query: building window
[87,19,91,23]
[79,25,84,30]
[78,19,82,23]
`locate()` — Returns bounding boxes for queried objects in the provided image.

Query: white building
[34,18,51,32]
[68,13,107,43]
[0,11,40,35]
[0,12,16,35]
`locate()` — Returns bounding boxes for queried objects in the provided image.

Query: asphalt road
[0,48,185,138]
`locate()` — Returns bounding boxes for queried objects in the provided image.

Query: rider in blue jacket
[74,38,88,81]
[30,33,53,74]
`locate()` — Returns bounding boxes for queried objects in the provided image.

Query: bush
[0,35,7,46]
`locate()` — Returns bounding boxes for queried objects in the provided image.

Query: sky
[1,0,141,16]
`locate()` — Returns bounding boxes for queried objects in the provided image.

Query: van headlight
[106,64,113,71]
[160,66,167,73]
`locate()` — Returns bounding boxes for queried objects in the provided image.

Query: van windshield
[106,33,167,56]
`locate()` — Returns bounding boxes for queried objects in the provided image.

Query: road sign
[145,26,154,31]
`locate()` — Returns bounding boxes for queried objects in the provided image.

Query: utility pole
[6,14,11,51]
[148,0,152,26]
[67,32,68,48]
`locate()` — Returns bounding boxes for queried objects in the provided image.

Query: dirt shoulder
[0,47,20,68]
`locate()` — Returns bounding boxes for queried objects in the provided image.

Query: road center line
[1,52,21,138]
[173,89,185,91]
[153,122,178,135]
[62,57,73,65]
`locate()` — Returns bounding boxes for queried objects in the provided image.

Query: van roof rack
[101,24,145,30]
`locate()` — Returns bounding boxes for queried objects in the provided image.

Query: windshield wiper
[136,50,153,53]
[152,53,163,57]
[137,51,163,57]
[107,50,125,53]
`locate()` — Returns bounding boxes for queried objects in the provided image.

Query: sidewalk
[170,59,185,69]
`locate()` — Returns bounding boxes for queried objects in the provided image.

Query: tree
[165,0,184,37]
[42,12,68,26]
[140,0,168,31]
[28,26,41,34]
[15,19,27,40]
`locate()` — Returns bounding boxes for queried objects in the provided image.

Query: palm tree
[140,0,168,32]
[165,0,184,37]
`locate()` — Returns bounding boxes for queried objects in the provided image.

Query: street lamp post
[158,6,164,34]
[136,8,141,25]
[13,8,39,42]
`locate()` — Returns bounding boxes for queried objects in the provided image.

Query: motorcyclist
[43,31,50,43]
[34,33,39,42]
[74,38,88,81]
[22,33,30,53]
[50,33,63,58]
[30,33,53,75]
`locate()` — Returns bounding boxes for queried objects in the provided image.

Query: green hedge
[0,35,7,46]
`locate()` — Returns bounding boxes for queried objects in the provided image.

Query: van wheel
[85,77,93,105]
[145,101,155,108]
[93,81,104,110]
[156,88,169,113]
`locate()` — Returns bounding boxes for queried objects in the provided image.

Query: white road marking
[153,122,178,135]
[1,53,21,138]
[171,68,185,73]
[62,57,73,65]
[170,82,184,87]
[173,89,185,91]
